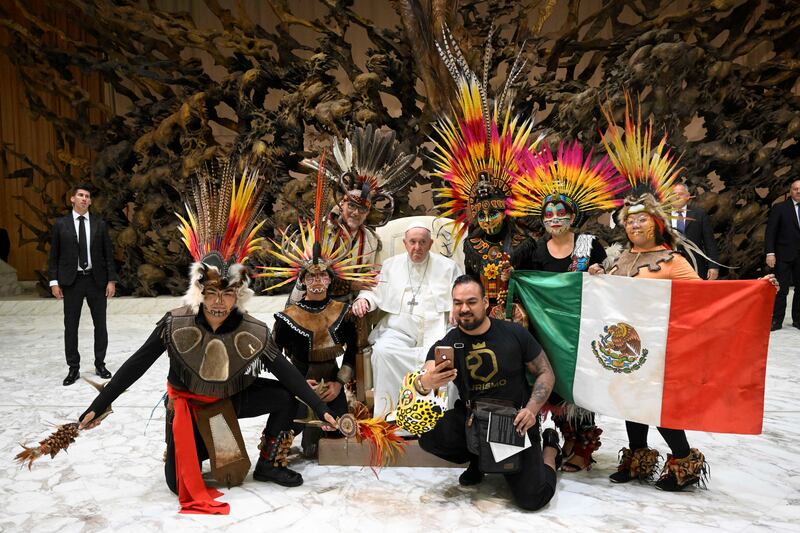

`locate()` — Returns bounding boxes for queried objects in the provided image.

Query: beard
[457,313,484,331]
[344,216,362,231]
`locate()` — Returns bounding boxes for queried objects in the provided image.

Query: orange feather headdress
[176,155,268,312]
[600,94,683,227]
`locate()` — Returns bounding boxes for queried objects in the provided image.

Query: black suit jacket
[48,213,118,287]
[681,206,720,278]
[765,199,800,262]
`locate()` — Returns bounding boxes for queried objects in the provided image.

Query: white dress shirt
[671,207,687,230]
[49,210,92,287]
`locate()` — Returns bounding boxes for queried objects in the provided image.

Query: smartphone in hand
[434,346,454,368]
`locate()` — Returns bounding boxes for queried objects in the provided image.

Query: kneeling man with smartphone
[415,274,561,511]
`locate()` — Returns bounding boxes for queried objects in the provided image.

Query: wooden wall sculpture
[1,0,798,294]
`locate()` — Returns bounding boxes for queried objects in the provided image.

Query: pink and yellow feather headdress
[430,25,542,242]
[509,140,626,225]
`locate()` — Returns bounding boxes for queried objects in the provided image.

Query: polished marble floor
[0,294,798,533]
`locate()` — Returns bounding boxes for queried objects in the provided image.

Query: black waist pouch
[465,398,522,474]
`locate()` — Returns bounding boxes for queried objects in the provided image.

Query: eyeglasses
[624,215,652,227]
[346,201,369,214]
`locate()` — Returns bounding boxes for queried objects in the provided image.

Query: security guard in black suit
[48,184,118,385]
[765,180,800,331]
[671,183,720,280]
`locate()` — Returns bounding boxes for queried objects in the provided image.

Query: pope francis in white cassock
[352,222,463,415]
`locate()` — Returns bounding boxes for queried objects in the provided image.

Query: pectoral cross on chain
[407,295,418,311]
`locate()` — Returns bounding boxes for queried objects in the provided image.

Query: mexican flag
[508,272,775,435]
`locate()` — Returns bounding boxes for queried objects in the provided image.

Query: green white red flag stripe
[508,272,774,434]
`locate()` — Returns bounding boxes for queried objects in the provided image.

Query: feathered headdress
[259,152,378,290]
[600,94,722,267]
[304,125,417,227]
[430,25,542,242]
[508,141,627,226]
[600,94,683,228]
[176,155,268,312]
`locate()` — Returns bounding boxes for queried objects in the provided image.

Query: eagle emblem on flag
[591,322,649,373]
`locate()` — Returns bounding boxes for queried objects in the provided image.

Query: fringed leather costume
[73,155,335,515]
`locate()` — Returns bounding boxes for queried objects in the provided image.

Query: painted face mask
[477,208,506,235]
[543,202,573,236]
[304,270,332,294]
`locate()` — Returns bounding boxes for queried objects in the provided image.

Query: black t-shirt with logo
[426,318,543,407]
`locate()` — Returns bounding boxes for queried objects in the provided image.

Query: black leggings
[419,401,557,511]
[626,421,690,459]
[164,377,298,494]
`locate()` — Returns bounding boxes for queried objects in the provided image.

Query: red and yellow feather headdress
[177,158,267,265]
[176,155,268,311]
[600,94,684,221]
[431,26,542,242]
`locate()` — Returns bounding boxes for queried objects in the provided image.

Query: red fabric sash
[167,383,230,515]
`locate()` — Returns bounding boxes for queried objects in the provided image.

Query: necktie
[677,212,686,234]
[78,215,89,270]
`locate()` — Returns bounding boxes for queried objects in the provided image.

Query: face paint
[624,213,657,248]
[477,209,506,235]
[305,271,331,294]
[203,288,237,318]
[542,202,573,236]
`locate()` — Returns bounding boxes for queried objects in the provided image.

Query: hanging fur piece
[657,448,709,490]
[568,426,603,470]
[616,446,662,481]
